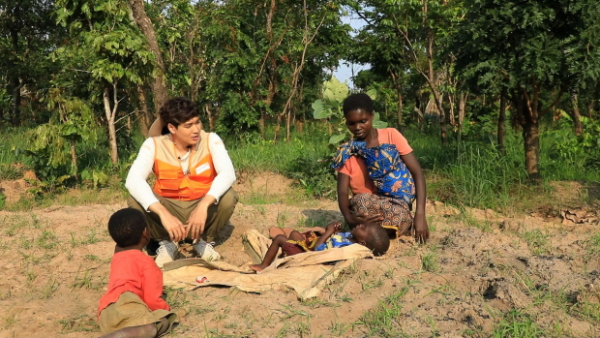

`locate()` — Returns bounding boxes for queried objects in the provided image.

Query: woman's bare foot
[250,264,266,272]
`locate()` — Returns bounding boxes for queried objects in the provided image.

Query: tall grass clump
[226,124,336,197]
[492,310,545,338]
[0,127,31,180]
[444,141,525,211]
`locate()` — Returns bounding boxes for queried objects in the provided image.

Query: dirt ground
[0,173,599,338]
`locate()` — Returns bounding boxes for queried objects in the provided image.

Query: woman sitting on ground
[334,93,429,243]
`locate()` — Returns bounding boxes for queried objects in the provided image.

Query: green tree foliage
[454,0,600,180]
[55,0,155,164]
[349,0,465,140]
[26,90,97,184]
[0,0,60,126]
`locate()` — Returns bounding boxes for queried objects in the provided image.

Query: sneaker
[193,240,221,261]
[155,240,178,268]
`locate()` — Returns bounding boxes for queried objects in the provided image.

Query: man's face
[170,117,201,147]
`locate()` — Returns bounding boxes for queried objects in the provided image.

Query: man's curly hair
[159,97,200,129]
[364,223,391,256]
[108,208,148,248]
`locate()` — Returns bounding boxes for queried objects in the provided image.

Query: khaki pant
[98,292,178,335]
[128,188,239,243]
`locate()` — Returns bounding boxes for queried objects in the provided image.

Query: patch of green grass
[277,304,312,320]
[301,299,339,309]
[163,287,190,310]
[0,192,6,209]
[329,319,350,336]
[2,313,17,329]
[72,270,98,290]
[421,252,439,272]
[357,287,410,338]
[40,278,59,299]
[521,229,549,256]
[585,232,600,261]
[58,313,99,333]
[491,310,545,338]
[81,228,100,245]
[358,270,384,291]
[4,195,35,211]
[4,217,30,236]
[84,254,100,261]
[293,317,311,337]
[37,230,58,249]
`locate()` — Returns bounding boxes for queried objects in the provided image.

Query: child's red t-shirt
[98,250,169,316]
[336,128,413,195]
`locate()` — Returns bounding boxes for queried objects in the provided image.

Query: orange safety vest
[152,130,216,200]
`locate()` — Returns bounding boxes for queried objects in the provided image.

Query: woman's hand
[413,212,429,244]
[345,212,384,227]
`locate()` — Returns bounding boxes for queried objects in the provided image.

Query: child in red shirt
[98,208,179,338]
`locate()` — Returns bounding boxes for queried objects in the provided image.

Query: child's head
[342,93,375,141]
[343,93,374,116]
[351,223,390,256]
[108,208,150,248]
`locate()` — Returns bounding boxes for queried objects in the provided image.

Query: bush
[285,154,337,199]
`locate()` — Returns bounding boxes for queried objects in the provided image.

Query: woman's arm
[400,152,429,243]
[337,173,356,226]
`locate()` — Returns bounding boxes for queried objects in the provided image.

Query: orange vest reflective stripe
[152,130,216,200]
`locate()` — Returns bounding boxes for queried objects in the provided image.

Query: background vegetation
[0,0,599,213]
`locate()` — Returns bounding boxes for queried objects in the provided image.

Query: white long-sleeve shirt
[125,133,236,210]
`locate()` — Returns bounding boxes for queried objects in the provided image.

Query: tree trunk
[10,76,21,127]
[397,88,404,130]
[103,84,119,164]
[587,98,594,119]
[286,106,292,142]
[277,0,326,143]
[204,104,214,131]
[498,88,507,155]
[523,121,540,181]
[296,120,304,134]
[434,89,447,145]
[136,85,150,136]
[448,93,456,127]
[570,94,583,136]
[457,93,467,146]
[70,139,78,183]
[127,0,169,113]
[9,18,21,127]
[274,113,283,142]
[259,111,265,139]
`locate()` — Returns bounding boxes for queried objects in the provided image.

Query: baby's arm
[313,222,341,248]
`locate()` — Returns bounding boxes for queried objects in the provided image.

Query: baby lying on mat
[250,222,390,272]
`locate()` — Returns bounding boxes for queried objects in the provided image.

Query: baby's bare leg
[250,235,288,272]
[288,230,305,241]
